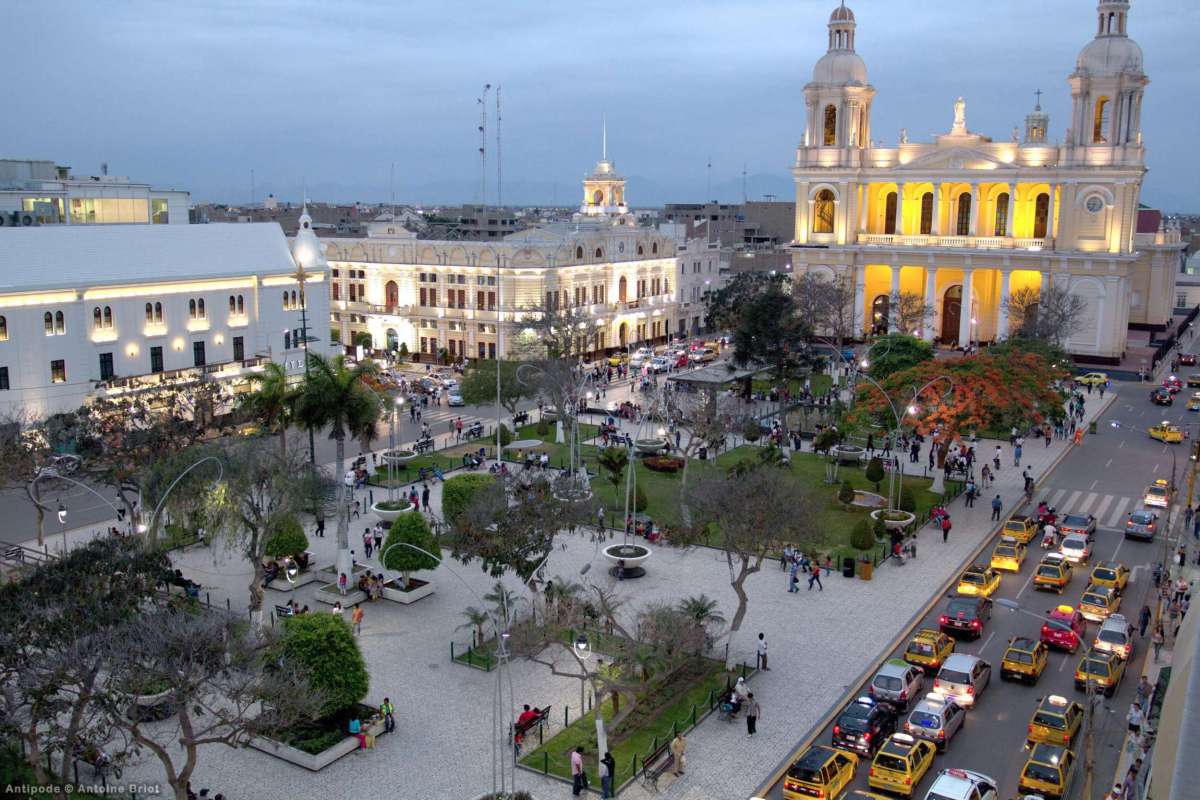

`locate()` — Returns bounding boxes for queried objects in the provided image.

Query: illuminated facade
[0,223,327,418]
[790,1,1184,360]
[0,159,189,228]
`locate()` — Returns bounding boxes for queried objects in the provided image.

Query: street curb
[750,391,1119,799]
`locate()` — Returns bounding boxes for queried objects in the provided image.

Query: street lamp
[143,456,225,538]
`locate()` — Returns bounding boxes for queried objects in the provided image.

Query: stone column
[968,184,979,237]
[1047,185,1059,241]
[853,272,866,337]
[859,184,870,233]
[932,183,942,236]
[998,269,1012,338]
[958,268,974,345]
[895,184,905,236]
[923,267,938,342]
[1005,186,1016,238]
[888,266,901,332]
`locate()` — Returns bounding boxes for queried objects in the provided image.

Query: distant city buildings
[0,159,189,228]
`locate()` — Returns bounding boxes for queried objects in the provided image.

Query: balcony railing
[856,233,1050,251]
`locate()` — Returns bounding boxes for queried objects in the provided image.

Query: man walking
[756,633,769,671]
[1138,605,1152,637]
[571,746,587,795]
[381,697,396,733]
[788,557,800,593]
[421,484,431,512]
[808,561,823,591]
[669,733,686,776]
[745,693,761,736]
[991,495,1002,521]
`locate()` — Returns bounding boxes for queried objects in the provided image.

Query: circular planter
[634,438,667,456]
[831,444,865,465]
[372,501,414,522]
[871,509,916,530]
[603,543,651,578]
[383,449,416,463]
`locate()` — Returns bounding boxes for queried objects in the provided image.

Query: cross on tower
[1034,88,1043,110]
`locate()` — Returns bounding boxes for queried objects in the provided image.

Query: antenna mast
[496,86,503,209]
[478,84,491,208]
[250,169,255,207]
[706,157,712,202]
[741,162,747,204]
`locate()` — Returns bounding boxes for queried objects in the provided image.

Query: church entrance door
[940,285,962,346]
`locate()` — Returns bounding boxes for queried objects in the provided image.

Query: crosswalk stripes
[1063,490,1083,513]
[1046,488,1068,508]
[1093,494,1114,522]
[1105,497,1132,527]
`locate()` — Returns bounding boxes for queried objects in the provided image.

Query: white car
[448,392,465,407]
[629,348,653,367]
[1059,533,1091,565]
[932,653,991,709]
[648,356,671,373]
[441,377,459,390]
[1094,614,1134,659]
[923,768,998,800]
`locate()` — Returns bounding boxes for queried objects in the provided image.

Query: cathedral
[789,0,1183,361]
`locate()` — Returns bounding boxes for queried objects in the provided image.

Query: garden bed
[380,577,434,605]
[314,582,367,607]
[250,703,386,771]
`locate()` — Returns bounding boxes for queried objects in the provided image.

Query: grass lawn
[750,372,834,398]
[451,639,497,671]
[519,658,732,787]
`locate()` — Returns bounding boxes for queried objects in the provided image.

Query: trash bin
[857,559,873,581]
[698,446,708,461]
[841,557,856,578]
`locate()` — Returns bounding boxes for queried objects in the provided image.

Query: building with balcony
[0,222,327,418]
[0,159,189,229]
[788,1,1185,361]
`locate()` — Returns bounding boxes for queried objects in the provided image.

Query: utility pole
[477,84,491,208]
[495,86,502,209]
[706,157,712,201]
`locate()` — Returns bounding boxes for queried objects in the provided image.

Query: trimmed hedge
[442,473,496,526]
[277,613,369,718]
[263,514,309,559]
[381,511,439,584]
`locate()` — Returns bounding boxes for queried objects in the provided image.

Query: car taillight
[1028,724,1034,734]
[864,732,872,742]
[905,722,913,732]
[833,724,840,737]
[937,730,946,739]
[939,615,948,625]
[971,620,981,628]
[905,777,912,785]
[1042,625,1051,635]
[930,659,939,666]
[900,689,908,700]
[933,679,940,689]
[967,686,975,695]
[869,768,875,778]
[1063,732,1070,744]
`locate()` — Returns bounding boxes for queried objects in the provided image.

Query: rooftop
[0,222,298,293]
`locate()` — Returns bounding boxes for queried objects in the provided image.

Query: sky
[6,0,1196,210]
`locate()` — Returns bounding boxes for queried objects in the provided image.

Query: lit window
[0,316,7,341]
[146,303,154,322]
[44,312,53,335]
[813,189,835,234]
[50,359,66,383]
[103,306,112,328]
[54,311,64,335]
[189,299,197,319]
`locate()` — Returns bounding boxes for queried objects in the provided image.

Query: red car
[1163,375,1183,394]
[1041,605,1086,653]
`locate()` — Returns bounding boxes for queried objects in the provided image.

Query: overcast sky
[6,0,1195,210]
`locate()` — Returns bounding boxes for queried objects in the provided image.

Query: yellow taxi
[1188,374,1200,388]
[1075,372,1108,387]
[1079,583,1121,623]
[990,536,1027,572]
[1002,514,1039,545]
[1027,694,1084,747]
[1189,392,1200,412]
[1090,561,1130,595]
[1148,422,1184,443]
[1018,743,1077,800]
[1034,553,1073,593]
[1074,647,1126,696]
[903,628,955,674]
[607,353,628,367]
[867,733,937,798]
[845,793,891,800]
[956,564,1001,597]
[782,745,858,800]
[1000,636,1048,684]
[1143,478,1172,508]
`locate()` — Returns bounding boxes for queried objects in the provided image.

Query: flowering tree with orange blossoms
[850,351,1070,494]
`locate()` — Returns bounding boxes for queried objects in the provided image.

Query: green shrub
[498,424,513,447]
[741,418,762,442]
[163,523,198,550]
[536,418,550,437]
[381,511,439,587]
[375,499,410,512]
[872,516,888,540]
[644,456,685,473]
[263,514,309,559]
[813,428,839,454]
[837,480,855,505]
[898,486,916,513]
[850,519,874,551]
[442,473,495,526]
[634,484,648,512]
[277,614,369,717]
[864,456,885,492]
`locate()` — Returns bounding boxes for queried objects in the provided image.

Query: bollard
[565,706,570,727]
[672,720,678,736]
[691,704,697,726]
[708,688,715,710]
[451,641,455,662]
[652,735,658,753]
[631,754,638,779]
[741,661,747,679]
[543,752,549,774]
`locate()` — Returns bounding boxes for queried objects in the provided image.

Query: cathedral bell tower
[1067,0,1147,151]
[579,119,628,218]
[803,2,874,150]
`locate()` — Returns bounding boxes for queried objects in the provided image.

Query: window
[1176,293,1189,309]
[883,191,898,234]
[332,283,340,301]
[93,307,103,328]
[151,198,169,224]
[50,359,66,383]
[284,331,291,350]
[283,291,290,309]
[229,295,237,313]
[193,341,206,367]
[871,295,890,335]
[150,346,163,373]
[154,302,162,322]
[44,312,53,335]
[54,311,64,334]
[994,192,1010,237]
[0,366,8,390]
[813,189,835,234]
[145,303,153,322]
[99,352,114,381]
[385,281,399,308]
[197,299,206,319]
[637,244,644,256]
[823,104,837,146]
[919,192,934,235]
[956,192,972,236]
[1033,193,1050,239]
[576,246,584,259]
[595,248,603,259]
[189,299,197,319]
[237,295,244,314]
[1093,96,1110,143]
[291,290,299,308]
[618,276,628,303]
[233,336,244,362]
[652,243,658,255]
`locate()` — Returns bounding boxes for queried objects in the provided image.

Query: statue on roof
[952,97,967,133]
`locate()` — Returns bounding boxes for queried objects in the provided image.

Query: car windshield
[1098,630,1128,644]
[1130,512,1153,524]
[1094,568,1116,581]
[908,642,934,656]
[909,711,941,729]
[1024,763,1061,783]
[874,754,908,772]
[874,676,902,691]
[1033,712,1065,728]
[939,668,970,684]
[1007,650,1033,664]
[947,600,977,616]
[1038,565,1062,577]
[1063,515,1089,526]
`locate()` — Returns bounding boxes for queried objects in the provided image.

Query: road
[760,383,1182,800]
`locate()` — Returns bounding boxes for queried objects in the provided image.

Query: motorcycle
[1041,528,1059,550]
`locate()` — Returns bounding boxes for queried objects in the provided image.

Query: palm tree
[293,353,381,580]
[243,361,294,457]
[457,605,492,648]
[678,593,726,649]
[483,581,521,627]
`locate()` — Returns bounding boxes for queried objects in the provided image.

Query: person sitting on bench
[517,705,539,729]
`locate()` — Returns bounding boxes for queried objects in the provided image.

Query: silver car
[933,653,991,708]
[1094,614,1134,660]
[869,660,925,710]
[904,692,965,752]
[1059,533,1091,565]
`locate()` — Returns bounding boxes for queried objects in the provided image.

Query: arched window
[237,295,244,314]
[291,290,298,308]
[664,278,670,295]
[44,312,53,334]
[146,302,154,322]
[956,192,972,236]
[652,243,658,255]
[919,192,934,235]
[283,291,289,309]
[994,192,1010,237]
[637,244,644,256]
[154,302,162,322]
[229,295,236,313]
[595,248,603,259]
[1093,96,1110,143]
[0,316,7,340]
[93,307,102,328]
[103,306,112,327]
[813,189,835,234]
[189,299,197,319]
[197,299,205,318]
[385,280,399,309]
[575,246,584,259]
[1033,192,1050,239]
[883,191,898,235]
[871,294,890,335]
[54,311,64,334]
[823,105,837,146]
[618,276,628,303]
[592,189,604,206]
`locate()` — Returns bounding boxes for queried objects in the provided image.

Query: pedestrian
[1044,428,1052,447]
[571,746,587,796]
[1152,624,1165,662]
[788,558,799,593]
[1136,676,1153,708]
[381,697,395,733]
[1138,605,1151,637]
[745,692,760,736]
[421,484,431,512]
[338,572,348,596]
[601,751,617,798]
[808,561,823,591]
[352,604,363,635]
[363,529,374,559]
[941,514,952,543]
[1010,426,1018,446]
[980,463,991,488]
[867,433,874,454]
[315,510,326,537]
[993,445,1002,471]
[331,601,343,616]
[1174,577,1189,604]
[781,544,794,570]
[669,733,686,777]
[374,526,383,553]
[1126,702,1144,735]
[1014,444,1022,467]
[756,633,769,671]
[1188,505,1196,532]
[964,479,976,507]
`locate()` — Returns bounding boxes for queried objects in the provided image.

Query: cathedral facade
[789,1,1183,360]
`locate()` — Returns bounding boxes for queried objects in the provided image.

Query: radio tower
[495,86,503,208]
[477,84,491,207]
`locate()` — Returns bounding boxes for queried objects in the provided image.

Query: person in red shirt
[517,704,538,728]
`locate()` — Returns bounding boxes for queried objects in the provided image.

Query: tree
[792,272,855,346]
[889,291,934,336]
[703,271,789,332]
[597,447,628,492]
[275,613,369,718]
[396,341,411,362]
[263,513,310,559]
[1002,284,1087,346]
[459,360,535,417]
[441,473,496,526]
[381,511,439,588]
[865,456,885,492]
[294,353,381,580]
[457,606,491,647]
[867,333,934,379]
[0,409,56,546]
[242,361,295,457]
[851,518,874,550]
[731,285,813,386]
[352,331,373,349]
[988,335,1071,369]
[677,464,813,666]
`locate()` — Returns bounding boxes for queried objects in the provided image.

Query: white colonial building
[789,1,1184,361]
[0,222,327,418]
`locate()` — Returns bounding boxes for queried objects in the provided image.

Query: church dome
[1076,34,1143,75]
[830,3,854,22]
[812,50,867,86]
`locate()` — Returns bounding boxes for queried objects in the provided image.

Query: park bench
[414,437,435,454]
[274,604,294,619]
[640,739,675,792]
[512,411,530,426]
[508,705,550,748]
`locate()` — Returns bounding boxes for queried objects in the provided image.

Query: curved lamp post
[141,456,225,539]
[31,467,126,552]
